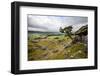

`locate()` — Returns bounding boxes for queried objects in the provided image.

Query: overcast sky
[28,15,88,32]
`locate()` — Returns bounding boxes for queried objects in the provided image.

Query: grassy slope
[28,34,87,61]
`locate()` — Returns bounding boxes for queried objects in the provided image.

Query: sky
[28,15,88,33]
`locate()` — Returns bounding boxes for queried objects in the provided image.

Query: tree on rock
[59,26,73,40]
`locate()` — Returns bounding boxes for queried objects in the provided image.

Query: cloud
[28,15,88,32]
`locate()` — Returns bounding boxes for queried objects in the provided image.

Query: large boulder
[72,25,88,43]
[75,25,88,36]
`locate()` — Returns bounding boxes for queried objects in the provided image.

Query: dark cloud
[27,15,88,32]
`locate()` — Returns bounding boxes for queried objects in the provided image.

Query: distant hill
[28,31,62,35]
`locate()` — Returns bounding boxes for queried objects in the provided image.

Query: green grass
[28,33,87,61]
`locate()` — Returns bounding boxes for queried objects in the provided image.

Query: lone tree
[59,26,73,40]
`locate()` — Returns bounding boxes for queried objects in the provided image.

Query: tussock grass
[28,34,87,61]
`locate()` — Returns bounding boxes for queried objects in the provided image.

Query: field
[28,32,87,61]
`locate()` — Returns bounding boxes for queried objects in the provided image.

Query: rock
[78,50,82,53]
[72,35,80,44]
[32,40,39,43]
[82,35,88,44]
[52,49,58,53]
[75,25,88,36]
[32,47,39,50]
[73,25,88,43]
[70,55,74,58]
[41,46,48,50]
[63,44,70,49]
[42,53,48,57]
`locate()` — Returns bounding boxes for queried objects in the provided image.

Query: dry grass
[28,34,87,61]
